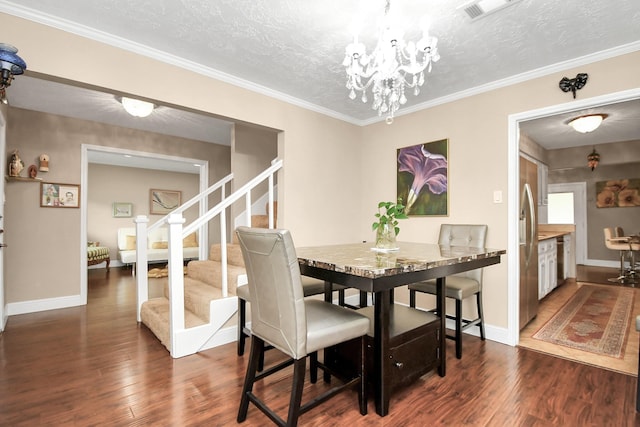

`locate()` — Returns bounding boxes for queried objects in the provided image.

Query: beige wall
[5,107,230,305]
[2,13,640,334]
[88,164,200,264]
[360,52,640,329]
[230,123,279,225]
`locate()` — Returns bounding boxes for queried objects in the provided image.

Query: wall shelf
[5,176,43,182]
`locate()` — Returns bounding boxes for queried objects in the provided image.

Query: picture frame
[149,189,181,215]
[40,182,80,208]
[397,139,449,216]
[112,202,133,218]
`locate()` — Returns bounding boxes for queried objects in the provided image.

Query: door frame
[506,87,640,346]
[0,110,5,330]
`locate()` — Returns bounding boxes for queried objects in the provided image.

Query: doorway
[79,145,210,305]
[548,182,587,265]
[507,87,640,346]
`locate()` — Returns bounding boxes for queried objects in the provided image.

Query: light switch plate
[493,190,503,203]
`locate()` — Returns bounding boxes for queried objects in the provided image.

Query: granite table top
[297,241,506,280]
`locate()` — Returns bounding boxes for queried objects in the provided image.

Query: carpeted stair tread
[140,297,207,351]
[162,277,226,322]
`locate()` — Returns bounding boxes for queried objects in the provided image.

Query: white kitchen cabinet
[538,238,557,299]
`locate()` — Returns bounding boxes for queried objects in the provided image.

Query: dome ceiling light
[567,114,607,133]
[118,96,155,118]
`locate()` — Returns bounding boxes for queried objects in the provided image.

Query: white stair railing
[134,158,283,357]
[134,173,233,320]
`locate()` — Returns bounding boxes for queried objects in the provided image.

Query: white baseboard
[583,259,622,269]
[7,294,84,316]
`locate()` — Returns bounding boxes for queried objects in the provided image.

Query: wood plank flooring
[1,267,639,426]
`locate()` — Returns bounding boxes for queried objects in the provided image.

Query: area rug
[532,284,635,358]
[148,265,187,278]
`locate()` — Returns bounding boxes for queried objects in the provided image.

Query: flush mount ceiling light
[343,0,441,124]
[0,43,27,104]
[568,114,607,133]
[119,96,155,118]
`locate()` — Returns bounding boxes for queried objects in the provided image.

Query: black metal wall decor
[559,73,588,99]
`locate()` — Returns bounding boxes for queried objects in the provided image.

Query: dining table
[296,241,506,417]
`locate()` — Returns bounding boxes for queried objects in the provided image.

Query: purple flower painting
[397,140,448,215]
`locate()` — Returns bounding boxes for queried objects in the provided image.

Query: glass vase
[375,223,397,251]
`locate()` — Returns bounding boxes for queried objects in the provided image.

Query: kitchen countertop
[538,231,570,241]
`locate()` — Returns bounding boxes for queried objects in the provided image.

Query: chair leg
[309,351,318,384]
[237,335,264,423]
[237,298,247,356]
[409,289,416,308]
[338,289,346,306]
[359,335,367,415]
[286,358,307,427]
[455,299,463,359]
[476,292,485,341]
[359,291,368,308]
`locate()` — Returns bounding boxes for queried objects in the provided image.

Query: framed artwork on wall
[112,202,133,217]
[40,182,80,208]
[397,139,449,216]
[595,178,640,208]
[149,189,181,215]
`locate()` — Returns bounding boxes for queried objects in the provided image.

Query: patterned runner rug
[532,284,635,358]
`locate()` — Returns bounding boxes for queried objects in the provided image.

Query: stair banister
[167,213,187,355]
[182,158,282,298]
[184,159,282,234]
[135,173,233,316]
[148,173,233,234]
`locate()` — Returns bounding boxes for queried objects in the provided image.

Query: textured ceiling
[1,0,640,151]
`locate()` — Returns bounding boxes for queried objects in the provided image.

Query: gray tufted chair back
[235,226,308,360]
[438,224,488,286]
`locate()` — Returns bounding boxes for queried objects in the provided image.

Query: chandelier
[343,0,440,124]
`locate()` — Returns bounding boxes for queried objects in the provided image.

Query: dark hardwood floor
[1,267,639,426]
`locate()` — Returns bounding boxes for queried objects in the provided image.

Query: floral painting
[596,179,640,208]
[397,139,448,216]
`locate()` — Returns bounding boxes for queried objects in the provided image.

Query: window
[547,192,574,224]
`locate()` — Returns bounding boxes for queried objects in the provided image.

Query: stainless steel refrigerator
[519,156,539,330]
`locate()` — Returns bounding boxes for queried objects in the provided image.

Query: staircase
[133,159,281,358]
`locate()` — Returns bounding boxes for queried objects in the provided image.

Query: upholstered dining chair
[604,227,639,283]
[236,226,369,427]
[408,224,488,359]
[237,279,356,367]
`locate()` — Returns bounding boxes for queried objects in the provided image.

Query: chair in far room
[604,227,639,284]
[235,226,369,427]
[408,224,488,359]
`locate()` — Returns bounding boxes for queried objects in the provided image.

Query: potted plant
[372,200,408,250]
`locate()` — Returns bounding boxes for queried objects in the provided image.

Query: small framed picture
[40,182,80,208]
[149,189,181,215]
[112,202,133,218]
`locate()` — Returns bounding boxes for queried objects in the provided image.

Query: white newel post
[134,215,149,322]
[167,213,186,356]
